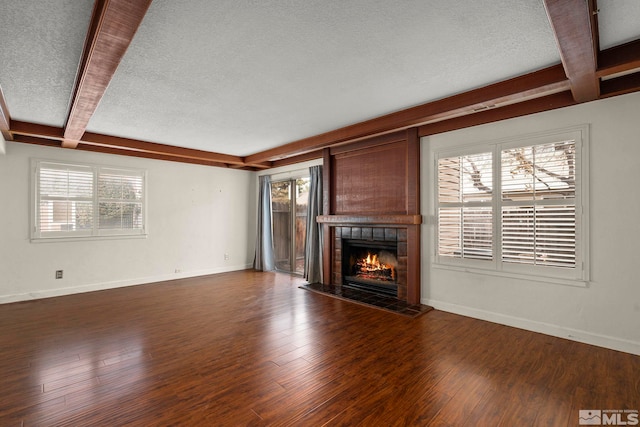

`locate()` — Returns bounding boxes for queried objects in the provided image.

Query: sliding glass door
[271,177,310,274]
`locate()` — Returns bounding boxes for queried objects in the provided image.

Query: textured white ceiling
[1,1,639,157]
[598,0,640,49]
[0,0,94,127]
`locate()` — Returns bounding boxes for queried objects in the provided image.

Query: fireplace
[342,239,398,296]
[317,129,422,305]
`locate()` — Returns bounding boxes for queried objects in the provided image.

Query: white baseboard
[0,264,253,304]
[424,298,640,356]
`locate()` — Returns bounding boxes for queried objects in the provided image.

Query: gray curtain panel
[304,165,323,283]
[253,175,275,271]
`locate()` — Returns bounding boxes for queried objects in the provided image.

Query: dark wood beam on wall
[419,91,577,137]
[81,131,245,165]
[600,72,640,98]
[75,143,230,168]
[63,0,153,148]
[544,0,599,103]
[11,132,236,168]
[10,121,64,140]
[597,39,640,78]
[10,120,249,167]
[245,65,570,164]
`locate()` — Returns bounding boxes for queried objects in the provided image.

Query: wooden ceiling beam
[75,144,232,168]
[0,86,12,141]
[11,134,62,149]
[543,0,599,102]
[10,121,64,141]
[419,91,576,137]
[81,131,245,165]
[597,39,640,78]
[245,64,570,163]
[10,120,248,166]
[12,130,254,169]
[231,161,272,170]
[600,71,640,98]
[63,0,153,146]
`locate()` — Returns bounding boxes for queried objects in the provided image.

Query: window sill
[30,234,148,244]
[432,262,588,288]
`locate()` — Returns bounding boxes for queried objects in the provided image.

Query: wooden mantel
[317,215,422,226]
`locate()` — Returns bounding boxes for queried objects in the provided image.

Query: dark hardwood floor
[0,270,638,426]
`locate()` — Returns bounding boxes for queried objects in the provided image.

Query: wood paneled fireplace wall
[317,128,422,304]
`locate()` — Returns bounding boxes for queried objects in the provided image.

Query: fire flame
[356,252,396,281]
[363,253,382,270]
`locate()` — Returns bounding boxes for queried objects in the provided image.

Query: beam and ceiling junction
[255,0,640,165]
[62,0,152,149]
[543,0,599,102]
[9,0,271,170]
[8,0,640,168]
[544,0,640,99]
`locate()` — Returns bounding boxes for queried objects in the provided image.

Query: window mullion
[494,145,502,271]
[458,164,463,258]
[93,169,99,236]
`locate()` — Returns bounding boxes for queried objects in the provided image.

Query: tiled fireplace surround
[317,129,422,305]
[333,226,408,300]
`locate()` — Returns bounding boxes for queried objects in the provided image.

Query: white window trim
[30,159,148,242]
[430,125,590,287]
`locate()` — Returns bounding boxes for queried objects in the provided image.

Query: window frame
[31,159,148,242]
[432,125,589,286]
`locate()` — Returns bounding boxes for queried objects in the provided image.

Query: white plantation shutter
[37,163,94,237]
[33,161,146,239]
[435,127,587,282]
[462,207,493,259]
[437,152,493,261]
[501,141,576,268]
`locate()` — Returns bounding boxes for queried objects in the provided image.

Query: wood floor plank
[0,270,638,425]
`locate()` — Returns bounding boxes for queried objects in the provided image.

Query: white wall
[421,91,640,355]
[0,142,254,303]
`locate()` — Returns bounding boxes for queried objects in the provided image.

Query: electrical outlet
[55,270,63,279]
[174,268,182,273]
[224,253,230,260]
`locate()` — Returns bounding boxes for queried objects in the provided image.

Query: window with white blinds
[438,152,493,261]
[32,160,146,239]
[435,127,588,282]
[501,141,576,268]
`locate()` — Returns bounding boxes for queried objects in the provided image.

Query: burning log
[354,250,397,281]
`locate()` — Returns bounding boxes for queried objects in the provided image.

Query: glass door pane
[270,177,309,274]
[271,181,291,271]
[294,178,310,274]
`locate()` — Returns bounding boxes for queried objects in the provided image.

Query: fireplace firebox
[342,240,398,296]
